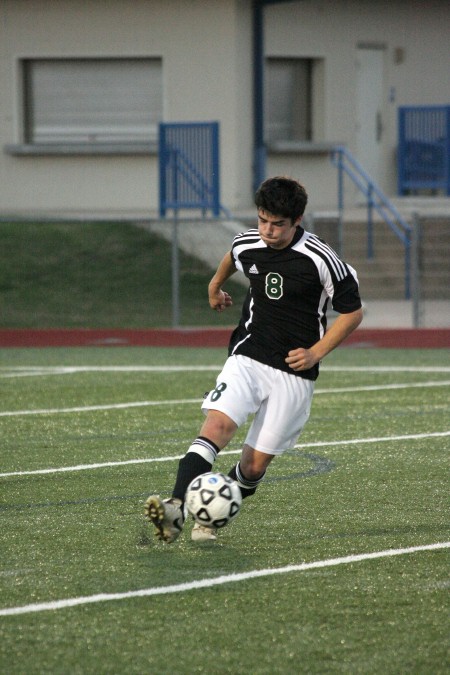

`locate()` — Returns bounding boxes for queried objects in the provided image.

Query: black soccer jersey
[228,226,362,380]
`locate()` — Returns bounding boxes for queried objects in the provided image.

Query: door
[355,47,384,186]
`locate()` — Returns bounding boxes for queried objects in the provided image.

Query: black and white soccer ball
[186,472,242,529]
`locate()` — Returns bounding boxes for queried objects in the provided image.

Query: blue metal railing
[331,146,412,299]
[398,105,450,196]
[158,121,232,328]
[159,121,231,218]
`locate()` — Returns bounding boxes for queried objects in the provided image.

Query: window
[265,58,318,143]
[23,58,163,145]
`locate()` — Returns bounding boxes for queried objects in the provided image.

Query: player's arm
[285,307,363,371]
[208,251,237,312]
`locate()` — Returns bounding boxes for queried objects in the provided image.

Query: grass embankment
[0,222,246,328]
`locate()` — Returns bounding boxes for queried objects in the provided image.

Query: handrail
[167,146,233,219]
[331,146,412,298]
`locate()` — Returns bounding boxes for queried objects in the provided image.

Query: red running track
[0,328,449,349]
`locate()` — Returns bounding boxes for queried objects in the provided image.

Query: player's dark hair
[254,176,308,222]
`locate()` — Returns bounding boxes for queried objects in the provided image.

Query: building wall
[0,0,253,214]
[0,0,448,216]
[265,0,450,206]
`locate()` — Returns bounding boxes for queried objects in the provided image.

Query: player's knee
[240,448,273,480]
[200,411,237,447]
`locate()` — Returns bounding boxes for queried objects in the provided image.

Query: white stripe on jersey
[232,230,263,249]
[303,234,348,281]
[232,229,260,244]
[234,228,257,236]
[231,332,251,354]
[231,297,254,354]
[245,296,255,330]
[232,229,265,271]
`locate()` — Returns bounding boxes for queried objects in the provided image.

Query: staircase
[328,147,450,300]
[311,213,450,300]
[420,216,450,299]
[143,208,449,303]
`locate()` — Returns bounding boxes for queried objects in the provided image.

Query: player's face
[257,209,301,249]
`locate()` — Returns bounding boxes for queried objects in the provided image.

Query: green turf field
[1,346,449,674]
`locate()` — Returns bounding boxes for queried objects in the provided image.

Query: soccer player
[145,176,363,542]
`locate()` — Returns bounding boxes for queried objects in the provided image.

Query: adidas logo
[249,264,259,274]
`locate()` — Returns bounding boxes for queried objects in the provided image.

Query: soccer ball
[186,472,242,529]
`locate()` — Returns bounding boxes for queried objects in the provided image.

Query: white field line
[1,430,449,479]
[0,366,222,378]
[0,398,202,417]
[1,365,450,378]
[1,379,450,419]
[0,542,448,617]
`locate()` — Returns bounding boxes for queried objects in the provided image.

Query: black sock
[228,462,266,499]
[172,453,213,504]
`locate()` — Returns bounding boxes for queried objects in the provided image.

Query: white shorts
[201,355,314,455]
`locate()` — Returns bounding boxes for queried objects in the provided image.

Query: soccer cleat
[144,495,184,543]
[191,522,218,542]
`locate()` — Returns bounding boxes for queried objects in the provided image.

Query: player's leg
[145,411,237,543]
[145,355,269,543]
[172,410,238,502]
[185,412,244,542]
[183,354,261,496]
[228,370,314,501]
[228,444,274,498]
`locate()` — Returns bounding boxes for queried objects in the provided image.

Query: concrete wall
[0,0,448,216]
[0,0,253,214]
[265,0,450,206]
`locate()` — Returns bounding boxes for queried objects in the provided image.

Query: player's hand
[209,290,233,312]
[285,347,318,371]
